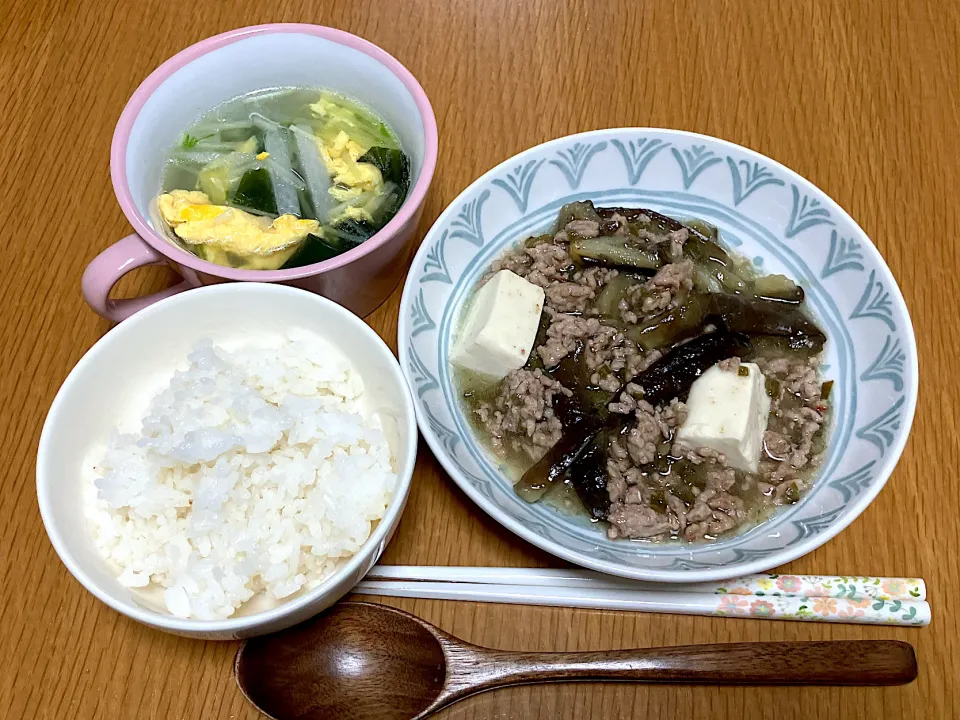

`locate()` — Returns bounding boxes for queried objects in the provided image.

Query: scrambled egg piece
[256,151,270,160]
[317,130,383,191]
[341,206,375,223]
[308,96,344,120]
[157,190,319,269]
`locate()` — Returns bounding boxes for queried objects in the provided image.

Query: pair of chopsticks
[354,566,930,626]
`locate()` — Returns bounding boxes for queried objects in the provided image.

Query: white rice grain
[86,336,395,620]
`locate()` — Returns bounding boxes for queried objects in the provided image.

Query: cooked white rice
[86,336,396,621]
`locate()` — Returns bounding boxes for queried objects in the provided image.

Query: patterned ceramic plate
[398,129,918,582]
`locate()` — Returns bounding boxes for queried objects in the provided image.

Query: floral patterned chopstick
[360,567,931,626]
[711,574,925,601]
[708,574,929,625]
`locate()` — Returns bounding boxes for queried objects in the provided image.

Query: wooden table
[3,0,957,717]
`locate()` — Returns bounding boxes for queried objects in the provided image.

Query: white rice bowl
[86,335,396,621]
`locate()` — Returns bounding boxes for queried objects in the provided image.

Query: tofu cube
[675,362,771,473]
[451,270,545,379]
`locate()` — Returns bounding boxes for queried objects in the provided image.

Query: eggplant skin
[569,236,661,270]
[515,417,602,503]
[633,294,827,353]
[630,328,751,405]
[707,294,826,352]
[567,443,611,519]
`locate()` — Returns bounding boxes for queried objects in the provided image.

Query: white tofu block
[675,362,771,473]
[452,270,545,379]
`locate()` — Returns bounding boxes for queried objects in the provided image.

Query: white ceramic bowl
[398,128,918,582]
[38,284,417,639]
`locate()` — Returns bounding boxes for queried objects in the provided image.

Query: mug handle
[82,234,191,322]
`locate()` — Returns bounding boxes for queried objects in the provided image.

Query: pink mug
[83,24,438,322]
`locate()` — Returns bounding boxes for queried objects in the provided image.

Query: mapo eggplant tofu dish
[452,200,831,543]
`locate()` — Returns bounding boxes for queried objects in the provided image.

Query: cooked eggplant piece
[556,200,602,230]
[569,236,661,270]
[752,274,805,304]
[599,208,803,305]
[524,312,552,372]
[551,343,616,411]
[628,328,751,405]
[627,294,710,351]
[566,442,611,519]
[515,415,603,503]
[596,206,658,225]
[707,294,826,351]
[683,218,720,241]
[685,235,750,295]
[598,207,688,236]
[593,272,643,320]
[624,290,824,352]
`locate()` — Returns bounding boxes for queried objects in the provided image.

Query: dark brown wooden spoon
[235,602,917,720]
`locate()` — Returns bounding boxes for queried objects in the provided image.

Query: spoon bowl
[237,602,446,720]
[236,602,917,720]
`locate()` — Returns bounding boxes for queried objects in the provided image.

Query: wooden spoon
[235,601,917,720]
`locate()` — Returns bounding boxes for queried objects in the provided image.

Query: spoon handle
[448,640,915,691]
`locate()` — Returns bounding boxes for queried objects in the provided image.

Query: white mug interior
[124,31,427,233]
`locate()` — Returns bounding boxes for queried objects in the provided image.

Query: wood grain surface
[1,0,957,717]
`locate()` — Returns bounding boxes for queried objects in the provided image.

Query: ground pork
[639,259,695,314]
[536,315,641,393]
[662,228,688,262]
[619,259,695,323]
[475,369,572,461]
[544,282,594,313]
[536,314,602,367]
[487,242,573,289]
[526,243,575,288]
[717,356,741,372]
[755,353,828,489]
[574,266,617,291]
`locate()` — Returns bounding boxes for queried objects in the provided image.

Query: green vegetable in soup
[231,168,277,215]
[179,132,215,150]
[326,219,377,248]
[359,146,411,216]
[281,233,343,269]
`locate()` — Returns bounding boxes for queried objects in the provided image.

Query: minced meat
[475,369,572,462]
[619,260,694,322]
